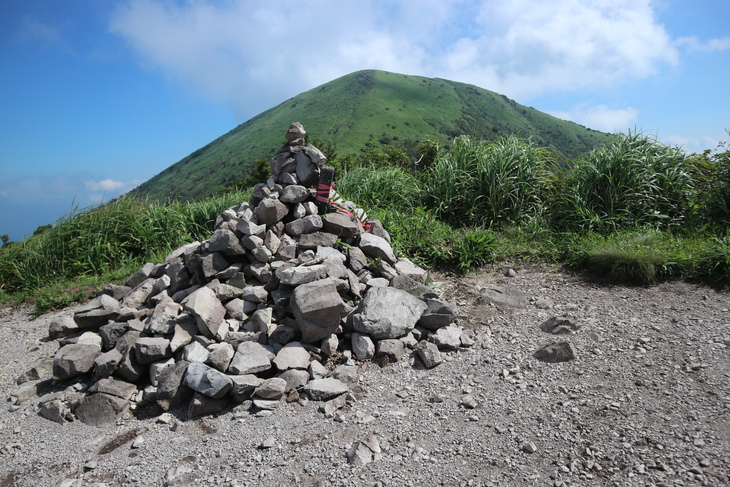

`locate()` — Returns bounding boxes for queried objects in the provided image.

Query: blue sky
[1,0,728,243]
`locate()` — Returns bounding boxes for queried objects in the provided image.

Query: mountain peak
[132,70,611,202]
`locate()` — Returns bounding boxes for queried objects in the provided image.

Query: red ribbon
[315,182,371,231]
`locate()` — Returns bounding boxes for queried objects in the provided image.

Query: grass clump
[553,132,695,232]
[0,189,251,297]
[3,129,729,311]
[423,135,555,228]
[335,167,421,211]
[370,207,497,273]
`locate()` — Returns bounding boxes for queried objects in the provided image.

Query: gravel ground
[1,264,728,487]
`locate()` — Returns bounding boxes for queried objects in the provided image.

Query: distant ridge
[132,69,612,202]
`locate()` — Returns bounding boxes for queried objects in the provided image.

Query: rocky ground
[1,264,728,487]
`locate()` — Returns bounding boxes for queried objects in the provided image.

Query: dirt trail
[1,265,728,487]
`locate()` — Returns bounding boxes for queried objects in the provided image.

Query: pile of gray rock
[39,123,470,427]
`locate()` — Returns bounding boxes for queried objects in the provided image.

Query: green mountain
[132,69,613,201]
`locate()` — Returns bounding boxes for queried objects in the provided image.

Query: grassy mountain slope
[133,69,612,202]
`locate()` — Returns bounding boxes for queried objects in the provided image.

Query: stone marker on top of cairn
[37,122,470,427]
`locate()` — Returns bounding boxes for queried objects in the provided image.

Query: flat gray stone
[206,342,235,372]
[297,232,338,250]
[534,342,578,363]
[358,233,396,264]
[330,364,359,384]
[75,392,129,427]
[149,358,175,386]
[115,348,145,383]
[322,212,363,237]
[156,361,191,411]
[39,399,71,424]
[279,264,328,286]
[394,258,428,283]
[255,377,287,400]
[540,317,580,334]
[134,337,171,365]
[120,278,156,310]
[254,197,289,226]
[207,228,246,255]
[170,315,198,353]
[351,287,427,339]
[146,298,181,336]
[228,341,272,375]
[376,339,405,362]
[280,184,309,204]
[182,286,226,338]
[351,333,375,361]
[187,392,228,418]
[88,377,137,400]
[277,369,310,392]
[284,214,322,237]
[98,322,128,351]
[290,279,346,343]
[75,294,121,329]
[53,343,101,380]
[49,312,79,339]
[92,348,123,381]
[273,342,311,371]
[433,325,463,350]
[241,285,268,303]
[229,374,262,402]
[183,362,233,398]
[416,341,442,368]
[303,378,349,401]
[181,341,210,363]
[479,286,528,308]
[418,299,456,330]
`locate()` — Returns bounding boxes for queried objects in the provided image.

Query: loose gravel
[1,265,728,487]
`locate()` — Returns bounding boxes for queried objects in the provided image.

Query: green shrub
[423,135,555,228]
[690,132,730,229]
[0,190,251,294]
[371,207,496,272]
[553,132,695,232]
[336,167,421,211]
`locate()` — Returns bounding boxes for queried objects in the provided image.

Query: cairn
[39,123,468,427]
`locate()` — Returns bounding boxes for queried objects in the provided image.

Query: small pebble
[523,441,537,453]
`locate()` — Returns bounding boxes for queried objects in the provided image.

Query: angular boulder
[74,294,120,329]
[53,343,101,380]
[290,279,346,343]
[351,287,427,339]
[182,286,226,338]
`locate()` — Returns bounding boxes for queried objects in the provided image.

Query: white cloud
[0,175,142,206]
[677,36,730,53]
[85,178,141,193]
[548,104,639,133]
[85,179,143,205]
[16,16,65,47]
[658,132,729,154]
[109,0,680,113]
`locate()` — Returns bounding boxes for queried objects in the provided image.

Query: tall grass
[0,189,251,294]
[2,129,729,308]
[423,135,555,227]
[553,132,695,232]
[371,207,497,272]
[335,167,421,211]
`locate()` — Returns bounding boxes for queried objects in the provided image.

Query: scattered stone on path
[540,317,580,334]
[534,342,578,363]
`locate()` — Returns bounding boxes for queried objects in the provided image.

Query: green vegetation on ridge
[132,70,612,202]
[1,129,728,314]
